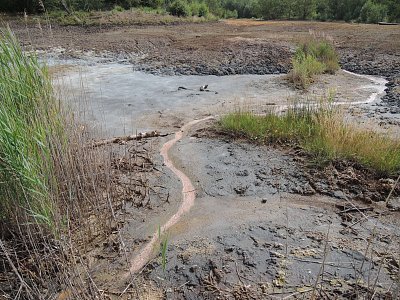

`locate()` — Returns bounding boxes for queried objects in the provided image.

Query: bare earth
[2,15,400,299]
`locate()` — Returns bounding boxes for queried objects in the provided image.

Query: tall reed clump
[0,27,132,300]
[220,101,400,175]
[0,28,108,299]
[288,36,340,89]
[0,28,63,229]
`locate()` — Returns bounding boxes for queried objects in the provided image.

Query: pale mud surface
[54,64,392,137]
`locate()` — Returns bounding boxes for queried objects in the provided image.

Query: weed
[158,226,169,272]
[288,35,339,89]
[220,102,400,175]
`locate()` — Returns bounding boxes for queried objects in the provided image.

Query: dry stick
[370,241,392,297]
[310,224,330,300]
[0,240,32,298]
[360,174,400,297]
[281,288,313,299]
[385,173,400,205]
[91,131,170,147]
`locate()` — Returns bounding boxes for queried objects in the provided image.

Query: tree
[294,0,316,19]
[360,0,387,23]
[258,0,287,19]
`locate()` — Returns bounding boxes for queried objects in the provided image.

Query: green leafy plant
[168,0,190,16]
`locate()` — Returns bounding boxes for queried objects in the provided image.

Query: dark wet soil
[130,130,400,299]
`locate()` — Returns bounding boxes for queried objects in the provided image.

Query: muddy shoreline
[5,18,400,110]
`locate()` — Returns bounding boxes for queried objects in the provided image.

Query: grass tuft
[220,103,400,176]
[288,35,340,89]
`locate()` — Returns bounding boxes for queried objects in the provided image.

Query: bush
[112,5,125,12]
[168,0,190,17]
[224,9,238,18]
[198,2,209,17]
[289,53,325,89]
[189,1,200,16]
[360,0,388,23]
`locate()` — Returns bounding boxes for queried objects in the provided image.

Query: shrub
[198,2,209,17]
[189,1,200,16]
[112,5,125,12]
[289,52,325,89]
[224,9,238,18]
[360,0,388,23]
[168,0,190,17]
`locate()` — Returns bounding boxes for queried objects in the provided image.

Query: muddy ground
[2,16,399,299]
[5,17,400,94]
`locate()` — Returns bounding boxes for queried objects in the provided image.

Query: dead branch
[91,131,170,147]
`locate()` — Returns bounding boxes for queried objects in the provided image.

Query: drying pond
[51,59,400,299]
[52,61,389,137]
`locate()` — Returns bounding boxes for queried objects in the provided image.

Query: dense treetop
[1,0,399,23]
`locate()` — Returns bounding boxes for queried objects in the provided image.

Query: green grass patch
[288,36,340,89]
[220,105,400,176]
[0,28,65,228]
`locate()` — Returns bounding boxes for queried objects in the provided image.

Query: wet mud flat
[48,60,400,299]
[129,124,400,299]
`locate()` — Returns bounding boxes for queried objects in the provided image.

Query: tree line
[1,0,399,23]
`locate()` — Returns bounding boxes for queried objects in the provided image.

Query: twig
[338,206,373,214]
[385,174,400,205]
[177,281,190,289]
[0,240,32,297]
[281,288,313,299]
[311,224,330,299]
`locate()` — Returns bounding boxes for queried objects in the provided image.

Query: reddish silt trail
[126,116,214,275]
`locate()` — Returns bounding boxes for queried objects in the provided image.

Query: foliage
[0,28,62,227]
[360,0,387,23]
[168,0,190,16]
[220,103,400,175]
[1,0,399,23]
[289,54,325,89]
[198,2,209,17]
[112,5,125,12]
